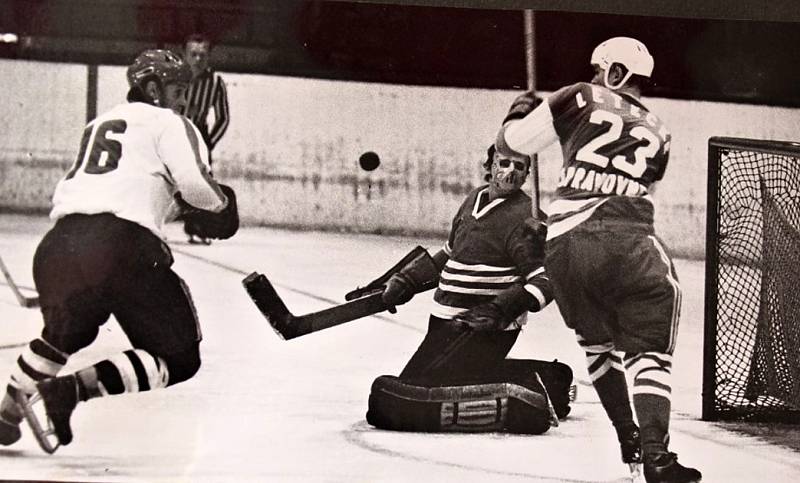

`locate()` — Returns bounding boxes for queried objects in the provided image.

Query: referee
[181,33,231,244]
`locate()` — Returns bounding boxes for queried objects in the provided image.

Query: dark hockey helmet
[126,49,192,90]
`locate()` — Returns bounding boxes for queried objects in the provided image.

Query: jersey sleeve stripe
[523,284,548,311]
[178,116,226,204]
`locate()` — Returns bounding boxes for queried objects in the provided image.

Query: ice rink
[1,214,798,482]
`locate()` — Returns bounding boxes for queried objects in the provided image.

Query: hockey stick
[0,255,39,308]
[243,272,432,340]
[523,9,541,221]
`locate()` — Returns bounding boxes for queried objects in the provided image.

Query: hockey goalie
[362,145,573,435]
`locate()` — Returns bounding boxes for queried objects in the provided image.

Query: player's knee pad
[366,375,552,435]
[162,345,201,386]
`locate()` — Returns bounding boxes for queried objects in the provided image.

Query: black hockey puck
[359,151,381,171]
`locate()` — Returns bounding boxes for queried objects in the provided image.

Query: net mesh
[708,140,800,421]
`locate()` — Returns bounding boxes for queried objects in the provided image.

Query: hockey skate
[187,234,212,245]
[643,452,702,483]
[616,423,643,482]
[0,413,21,446]
[16,375,80,454]
[0,387,22,445]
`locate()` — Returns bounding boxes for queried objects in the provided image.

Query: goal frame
[703,136,800,421]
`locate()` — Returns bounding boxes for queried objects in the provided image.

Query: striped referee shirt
[181,68,230,151]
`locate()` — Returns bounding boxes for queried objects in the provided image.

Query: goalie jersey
[430,186,553,328]
[50,102,227,237]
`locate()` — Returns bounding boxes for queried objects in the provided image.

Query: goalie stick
[243,272,432,340]
[0,255,39,308]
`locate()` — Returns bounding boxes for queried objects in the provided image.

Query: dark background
[2,0,800,106]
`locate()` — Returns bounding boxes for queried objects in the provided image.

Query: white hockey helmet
[590,37,653,90]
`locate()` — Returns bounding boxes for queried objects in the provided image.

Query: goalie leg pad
[495,359,575,420]
[366,375,551,435]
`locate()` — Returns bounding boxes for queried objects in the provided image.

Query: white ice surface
[1,215,798,482]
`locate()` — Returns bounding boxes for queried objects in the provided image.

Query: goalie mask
[489,148,530,197]
[590,37,653,90]
[126,49,192,108]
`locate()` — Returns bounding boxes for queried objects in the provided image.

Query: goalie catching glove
[451,283,537,331]
[175,184,239,240]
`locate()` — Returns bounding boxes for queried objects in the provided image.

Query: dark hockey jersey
[431,186,553,329]
[546,82,671,237]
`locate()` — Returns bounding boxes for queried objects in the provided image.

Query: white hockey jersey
[51,102,227,236]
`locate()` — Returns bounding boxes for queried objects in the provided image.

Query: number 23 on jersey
[571,89,669,181]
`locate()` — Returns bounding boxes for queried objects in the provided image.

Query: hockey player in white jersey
[0,49,238,454]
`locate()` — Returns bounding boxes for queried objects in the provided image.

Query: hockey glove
[382,273,416,309]
[451,303,506,331]
[176,184,239,240]
[523,217,548,258]
[503,90,543,125]
[453,283,537,331]
[381,250,442,311]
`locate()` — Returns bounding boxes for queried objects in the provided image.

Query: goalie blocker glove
[176,184,239,240]
[381,249,444,309]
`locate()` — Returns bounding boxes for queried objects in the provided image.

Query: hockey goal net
[704,137,800,422]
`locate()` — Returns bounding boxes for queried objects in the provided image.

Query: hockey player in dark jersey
[496,37,700,482]
[365,145,573,435]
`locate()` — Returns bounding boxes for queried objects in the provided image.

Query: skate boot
[17,375,80,454]
[0,387,23,445]
[0,411,21,446]
[616,423,643,482]
[644,452,702,483]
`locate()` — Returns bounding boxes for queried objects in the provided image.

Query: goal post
[704,136,800,422]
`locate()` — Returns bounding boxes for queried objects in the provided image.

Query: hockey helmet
[126,49,192,91]
[590,37,653,90]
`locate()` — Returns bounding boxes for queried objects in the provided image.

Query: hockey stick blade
[243,272,391,340]
[0,255,40,308]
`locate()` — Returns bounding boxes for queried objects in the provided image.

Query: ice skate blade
[16,392,60,454]
[628,463,645,483]
[568,383,578,402]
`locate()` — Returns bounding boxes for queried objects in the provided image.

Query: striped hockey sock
[76,349,169,400]
[2,338,69,422]
[625,351,673,455]
[579,337,635,429]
